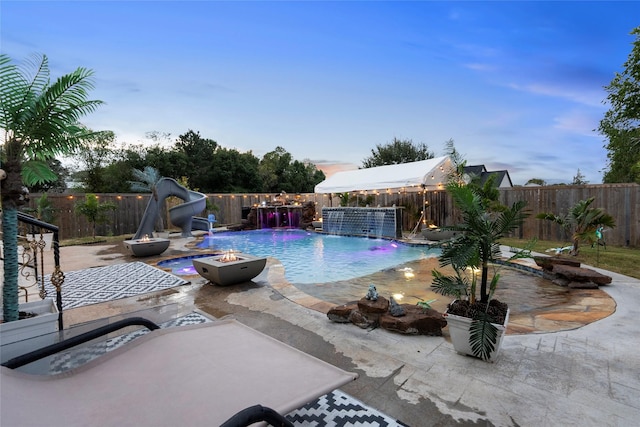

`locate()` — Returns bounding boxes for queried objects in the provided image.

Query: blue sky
[2,1,638,185]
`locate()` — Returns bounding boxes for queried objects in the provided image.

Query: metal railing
[16,212,65,329]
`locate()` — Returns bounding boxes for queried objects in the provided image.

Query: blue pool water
[157,254,215,276]
[195,229,440,284]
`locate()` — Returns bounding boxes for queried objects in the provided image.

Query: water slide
[133,178,207,239]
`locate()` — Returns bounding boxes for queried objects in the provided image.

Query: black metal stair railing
[16,211,65,330]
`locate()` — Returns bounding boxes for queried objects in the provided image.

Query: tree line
[36,129,326,194]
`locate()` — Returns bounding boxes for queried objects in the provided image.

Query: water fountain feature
[321,207,402,239]
[326,211,344,235]
[256,205,303,228]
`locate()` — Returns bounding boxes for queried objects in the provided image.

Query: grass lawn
[60,235,129,246]
[500,237,640,280]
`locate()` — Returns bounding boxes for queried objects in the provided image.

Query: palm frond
[21,159,58,186]
[439,237,479,269]
[469,312,499,361]
[22,68,103,149]
[431,269,469,299]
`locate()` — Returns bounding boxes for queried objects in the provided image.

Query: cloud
[508,82,603,107]
[553,110,603,136]
[464,62,496,72]
[313,161,358,178]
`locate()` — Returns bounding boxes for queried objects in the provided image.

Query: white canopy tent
[314,156,453,194]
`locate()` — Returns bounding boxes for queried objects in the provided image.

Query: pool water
[157,254,216,276]
[196,229,440,284]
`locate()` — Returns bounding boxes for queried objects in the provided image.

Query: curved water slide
[133,178,207,239]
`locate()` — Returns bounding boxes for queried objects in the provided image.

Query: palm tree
[1,54,103,322]
[536,197,616,256]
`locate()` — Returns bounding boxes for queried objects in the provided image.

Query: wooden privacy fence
[25,183,639,247]
[500,184,639,247]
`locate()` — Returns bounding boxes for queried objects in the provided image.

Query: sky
[2,1,638,185]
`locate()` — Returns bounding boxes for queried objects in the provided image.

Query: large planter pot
[445,304,509,362]
[0,298,59,374]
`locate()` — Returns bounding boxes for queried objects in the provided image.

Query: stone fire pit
[192,252,267,286]
[123,237,170,257]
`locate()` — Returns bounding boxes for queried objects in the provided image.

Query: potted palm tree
[1,53,103,331]
[431,182,530,361]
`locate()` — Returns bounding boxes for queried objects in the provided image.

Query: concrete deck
[7,235,640,426]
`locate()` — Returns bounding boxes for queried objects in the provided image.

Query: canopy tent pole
[408,185,427,239]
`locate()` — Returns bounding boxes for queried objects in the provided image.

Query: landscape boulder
[534,255,612,289]
[380,305,447,336]
[553,264,613,287]
[328,297,447,336]
[327,301,358,323]
[533,256,581,270]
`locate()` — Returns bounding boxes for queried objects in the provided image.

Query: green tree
[362,137,434,168]
[259,146,293,193]
[73,130,116,192]
[24,193,57,224]
[175,130,217,190]
[536,197,616,255]
[599,26,640,184]
[258,147,324,193]
[1,53,103,322]
[572,168,588,185]
[129,143,188,182]
[280,159,325,193]
[74,193,117,239]
[525,178,546,186]
[209,147,261,192]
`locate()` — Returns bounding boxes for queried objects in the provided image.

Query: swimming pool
[196,229,440,284]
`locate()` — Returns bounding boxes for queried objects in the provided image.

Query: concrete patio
[7,234,640,426]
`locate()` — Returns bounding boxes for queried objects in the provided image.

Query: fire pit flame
[220,250,238,263]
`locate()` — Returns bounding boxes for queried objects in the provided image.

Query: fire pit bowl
[192,252,267,286]
[123,237,170,257]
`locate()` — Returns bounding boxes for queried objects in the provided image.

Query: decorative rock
[348,310,375,329]
[533,256,581,270]
[568,281,599,289]
[546,272,570,287]
[328,298,447,336]
[389,297,405,317]
[365,284,379,301]
[380,305,447,336]
[358,296,389,314]
[552,265,612,286]
[327,301,358,323]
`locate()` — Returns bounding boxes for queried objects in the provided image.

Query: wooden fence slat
[24,184,639,247]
